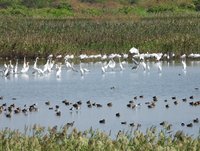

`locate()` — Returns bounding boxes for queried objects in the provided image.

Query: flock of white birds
[0,47,193,78]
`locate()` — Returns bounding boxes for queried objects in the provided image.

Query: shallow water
[0,60,200,137]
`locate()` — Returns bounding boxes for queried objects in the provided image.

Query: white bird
[123,54,128,59]
[49,59,55,71]
[23,57,26,69]
[34,67,44,75]
[43,59,50,73]
[14,59,18,74]
[56,55,62,59]
[155,53,163,61]
[140,61,146,71]
[48,54,53,59]
[33,57,39,69]
[33,57,43,75]
[56,63,62,78]
[129,47,139,54]
[65,59,72,69]
[80,63,85,76]
[180,54,186,59]
[182,60,187,71]
[119,58,124,70]
[101,63,106,74]
[4,62,8,69]
[79,63,90,76]
[4,65,10,77]
[21,62,29,73]
[131,58,139,70]
[146,62,150,71]
[101,54,107,60]
[108,59,116,70]
[156,62,162,73]
[9,60,14,74]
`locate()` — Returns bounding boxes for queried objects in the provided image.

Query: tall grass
[0,14,199,59]
[0,125,199,151]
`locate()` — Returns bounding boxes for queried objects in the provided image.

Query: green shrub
[0,1,12,8]
[79,0,105,3]
[21,0,52,8]
[118,7,134,14]
[50,2,72,10]
[129,0,139,5]
[193,0,200,11]
[147,5,176,13]
[179,3,195,10]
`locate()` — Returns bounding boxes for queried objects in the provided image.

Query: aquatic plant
[0,125,199,151]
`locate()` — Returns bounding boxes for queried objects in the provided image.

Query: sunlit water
[0,60,200,138]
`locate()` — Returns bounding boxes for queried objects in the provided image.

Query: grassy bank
[0,125,199,151]
[0,14,200,59]
[0,0,199,18]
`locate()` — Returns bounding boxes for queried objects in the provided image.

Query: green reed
[0,125,199,151]
[0,14,200,59]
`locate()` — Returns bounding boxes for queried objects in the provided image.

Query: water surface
[0,61,200,137]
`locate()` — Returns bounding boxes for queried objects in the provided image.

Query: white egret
[132,58,139,70]
[23,57,26,69]
[156,62,162,73]
[155,53,163,61]
[56,63,62,78]
[56,55,62,59]
[9,60,14,69]
[4,62,8,69]
[33,57,44,75]
[182,60,187,71]
[43,59,50,73]
[101,66,106,74]
[129,47,139,54]
[65,59,72,69]
[140,61,147,71]
[119,58,124,70]
[123,54,128,59]
[79,62,90,76]
[14,59,18,74]
[108,59,116,70]
[49,59,55,71]
[33,57,39,69]
[101,54,107,60]
[21,62,29,73]
[34,67,44,75]
[146,61,150,71]
[180,54,186,59]
[79,63,84,76]
[48,54,53,59]
[4,65,10,77]
[101,62,107,74]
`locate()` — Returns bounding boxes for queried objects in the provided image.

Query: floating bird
[116,113,120,117]
[99,119,105,124]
